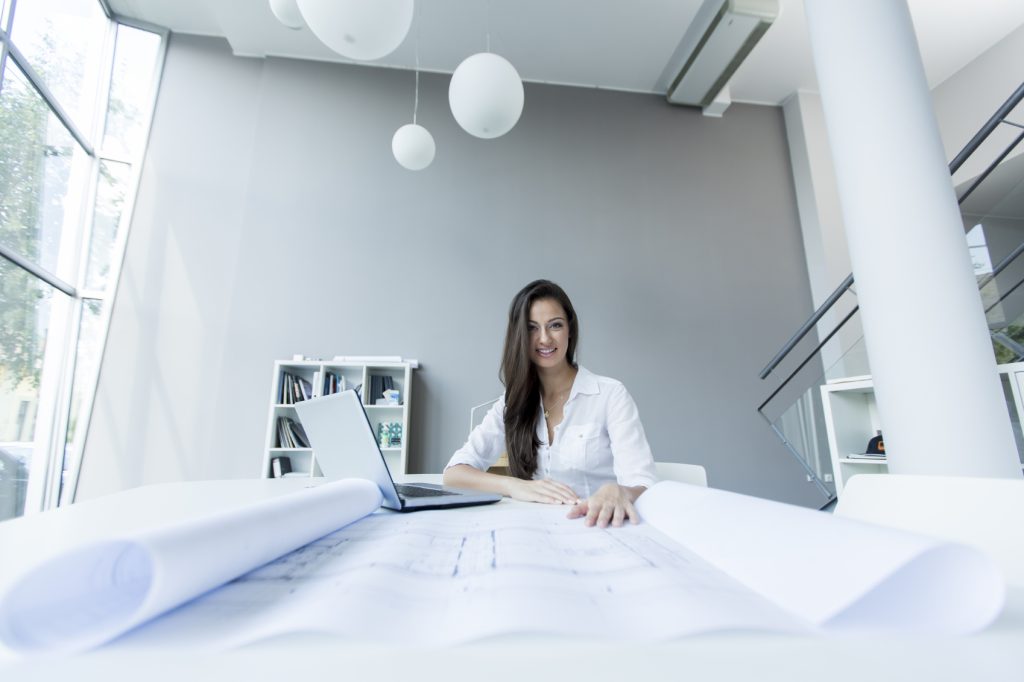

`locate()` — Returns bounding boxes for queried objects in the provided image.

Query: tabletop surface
[1,475,1022,681]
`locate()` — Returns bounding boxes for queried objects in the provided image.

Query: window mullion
[62,20,168,507]
[42,296,84,510]
[71,20,117,294]
[45,13,118,511]
[0,245,77,297]
[1,28,95,156]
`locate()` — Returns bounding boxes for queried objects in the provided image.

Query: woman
[443,279,658,527]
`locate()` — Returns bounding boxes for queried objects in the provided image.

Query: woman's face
[528,298,570,370]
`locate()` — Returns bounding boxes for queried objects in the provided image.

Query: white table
[2,475,1022,681]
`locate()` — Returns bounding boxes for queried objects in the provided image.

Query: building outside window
[0,0,164,521]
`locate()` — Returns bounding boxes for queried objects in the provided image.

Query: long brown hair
[500,280,579,479]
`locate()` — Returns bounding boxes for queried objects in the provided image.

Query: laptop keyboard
[396,484,456,498]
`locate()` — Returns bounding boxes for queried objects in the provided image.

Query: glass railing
[759,81,1024,506]
[757,288,863,504]
[965,144,1024,361]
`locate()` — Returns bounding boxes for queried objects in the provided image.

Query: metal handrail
[757,305,859,414]
[949,81,1024,175]
[760,241,1024,419]
[957,130,1024,204]
[759,80,1024,383]
[979,241,1024,293]
[758,274,854,380]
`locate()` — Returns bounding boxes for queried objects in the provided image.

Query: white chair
[654,461,708,487]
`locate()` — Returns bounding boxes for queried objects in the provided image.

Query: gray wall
[932,22,1024,183]
[78,34,822,507]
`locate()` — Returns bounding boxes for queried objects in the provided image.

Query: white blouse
[446,367,658,497]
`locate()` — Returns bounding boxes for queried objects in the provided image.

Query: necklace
[543,389,571,419]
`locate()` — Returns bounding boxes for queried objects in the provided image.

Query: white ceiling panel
[106,0,1024,104]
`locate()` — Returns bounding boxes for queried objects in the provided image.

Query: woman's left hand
[566,483,642,527]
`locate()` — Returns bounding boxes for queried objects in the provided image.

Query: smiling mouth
[536,348,557,358]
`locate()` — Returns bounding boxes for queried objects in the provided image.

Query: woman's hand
[443,465,577,504]
[506,477,580,505]
[567,483,643,527]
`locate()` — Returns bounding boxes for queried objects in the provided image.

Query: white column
[803,0,1021,479]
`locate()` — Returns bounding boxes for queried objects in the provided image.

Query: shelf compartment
[267,450,313,477]
[363,367,407,407]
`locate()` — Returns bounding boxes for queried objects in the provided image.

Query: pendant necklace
[543,389,570,419]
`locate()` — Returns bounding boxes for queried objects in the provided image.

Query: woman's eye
[550,322,563,329]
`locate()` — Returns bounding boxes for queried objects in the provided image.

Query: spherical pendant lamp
[296,0,415,61]
[392,124,435,171]
[268,0,304,29]
[448,52,524,139]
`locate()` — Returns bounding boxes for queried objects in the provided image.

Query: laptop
[294,389,501,511]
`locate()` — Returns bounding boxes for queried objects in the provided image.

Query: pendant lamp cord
[413,2,420,124]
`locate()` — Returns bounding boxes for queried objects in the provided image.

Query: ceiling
[107,0,1024,106]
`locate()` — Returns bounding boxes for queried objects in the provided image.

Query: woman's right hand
[506,478,580,505]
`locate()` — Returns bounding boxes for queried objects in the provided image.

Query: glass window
[85,160,130,290]
[966,223,994,277]
[8,0,108,133]
[102,25,161,160]
[0,256,68,522]
[0,62,89,282]
[59,297,103,504]
[0,7,162,521]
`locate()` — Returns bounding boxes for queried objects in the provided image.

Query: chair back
[654,461,708,487]
[469,398,500,437]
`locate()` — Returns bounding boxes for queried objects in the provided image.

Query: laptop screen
[294,390,404,510]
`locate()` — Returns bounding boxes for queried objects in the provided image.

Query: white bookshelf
[821,363,1024,495]
[262,358,416,479]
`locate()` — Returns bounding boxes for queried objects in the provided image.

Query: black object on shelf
[865,432,885,455]
[367,374,394,404]
[270,455,293,478]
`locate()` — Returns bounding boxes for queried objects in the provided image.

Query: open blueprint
[0,479,1006,654]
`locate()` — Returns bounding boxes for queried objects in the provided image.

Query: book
[0,480,1005,655]
[270,455,292,478]
[367,374,395,404]
[297,377,312,402]
[289,419,310,448]
[275,419,288,448]
[276,417,310,449]
[284,373,295,405]
[278,373,289,405]
[847,453,887,460]
[323,372,347,395]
